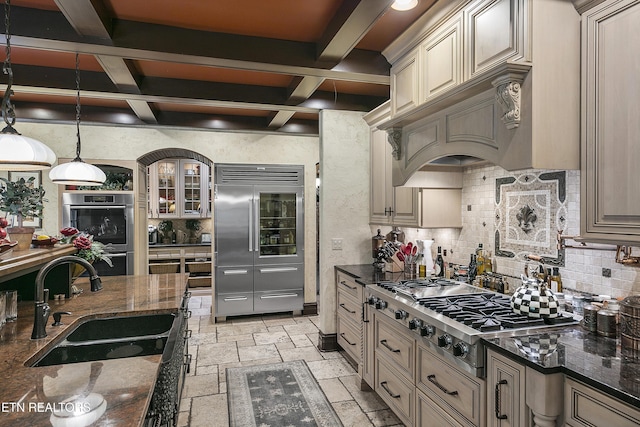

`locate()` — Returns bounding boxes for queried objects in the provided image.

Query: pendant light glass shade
[391,0,418,11]
[49,160,106,186]
[0,0,55,170]
[49,53,105,187]
[0,130,57,170]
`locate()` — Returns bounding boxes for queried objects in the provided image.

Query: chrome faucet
[32,256,102,340]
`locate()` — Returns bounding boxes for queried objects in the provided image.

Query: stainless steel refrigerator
[214,164,304,318]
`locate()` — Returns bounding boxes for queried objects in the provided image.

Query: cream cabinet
[374,313,416,426]
[580,0,640,244]
[486,349,526,427]
[465,0,527,79]
[370,126,420,226]
[149,246,212,288]
[420,12,462,102]
[564,377,640,427]
[148,159,211,219]
[391,48,419,117]
[335,271,364,367]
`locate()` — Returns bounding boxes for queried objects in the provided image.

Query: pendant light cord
[1,0,16,129]
[74,52,82,161]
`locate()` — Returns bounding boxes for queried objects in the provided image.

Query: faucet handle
[52,311,72,326]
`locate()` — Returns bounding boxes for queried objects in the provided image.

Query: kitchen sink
[65,314,176,342]
[29,313,179,367]
[31,336,168,367]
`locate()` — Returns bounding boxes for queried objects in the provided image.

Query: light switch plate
[331,238,343,250]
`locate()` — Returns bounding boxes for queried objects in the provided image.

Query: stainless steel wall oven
[62,193,134,276]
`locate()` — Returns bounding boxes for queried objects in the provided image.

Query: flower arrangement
[59,227,113,267]
[0,177,46,228]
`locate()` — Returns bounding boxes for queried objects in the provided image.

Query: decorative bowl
[0,240,18,259]
[31,237,59,247]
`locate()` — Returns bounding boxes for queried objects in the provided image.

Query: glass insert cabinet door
[156,160,177,216]
[182,161,202,216]
[258,192,297,256]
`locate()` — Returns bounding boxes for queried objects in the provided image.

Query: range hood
[364,0,581,188]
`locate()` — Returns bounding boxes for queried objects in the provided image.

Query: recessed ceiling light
[392,0,418,11]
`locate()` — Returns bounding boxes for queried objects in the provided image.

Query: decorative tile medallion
[495,171,566,266]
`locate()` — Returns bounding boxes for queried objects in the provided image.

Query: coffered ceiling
[0,0,436,136]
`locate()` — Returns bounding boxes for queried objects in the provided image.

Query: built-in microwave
[62,193,135,275]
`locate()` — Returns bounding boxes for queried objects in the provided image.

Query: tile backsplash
[372,164,640,299]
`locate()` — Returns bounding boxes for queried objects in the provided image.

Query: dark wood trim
[317,331,338,352]
[302,302,317,316]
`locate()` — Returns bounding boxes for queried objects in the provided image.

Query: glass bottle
[469,254,477,282]
[476,243,485,275]
[550,267,562,293]
[484,251,493,273]
[435,246,445,277]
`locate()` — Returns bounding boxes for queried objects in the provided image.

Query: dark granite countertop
[335,264,640,408]
[0,273,188,426]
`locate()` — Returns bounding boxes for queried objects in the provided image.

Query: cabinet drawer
[216,292,253,317]
[215,267,253,293]
[253,289,303,314]
[254,265,303,292]
[417,388,464,427]
[337,315,360,364]
[337,288,361,327]
[336,271,361,300]
[417,344,484,426]
[565,377,640,427]
[375,356,414,426]
[375,314,415,379]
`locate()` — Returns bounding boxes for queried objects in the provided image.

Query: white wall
[10,122,320,304]
[318,110,371,335]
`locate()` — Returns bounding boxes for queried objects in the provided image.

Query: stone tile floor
[178,291,404,427]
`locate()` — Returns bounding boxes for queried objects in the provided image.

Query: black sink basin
[32,337,168,367]
[29,312,180,367]
[66,314,176,342]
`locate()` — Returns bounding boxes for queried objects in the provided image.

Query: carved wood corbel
[386,128,402,160]
[492,74,525,130]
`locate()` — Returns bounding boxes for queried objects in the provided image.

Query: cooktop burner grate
[418,292,576,331]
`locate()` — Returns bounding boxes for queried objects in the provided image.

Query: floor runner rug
[227,360,343,427]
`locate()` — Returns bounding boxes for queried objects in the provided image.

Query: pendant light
[49,53,106,186]
[0,0,56,170]
[391,0,418,11]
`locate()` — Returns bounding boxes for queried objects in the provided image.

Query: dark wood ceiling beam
[13,101,319,135]
[6,6,390,85]
[269,0,392,128]
[53,0,112,39]
[316,0,393,62]
[53,1,158,124]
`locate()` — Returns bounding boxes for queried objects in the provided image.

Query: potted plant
[185,219,201,244]
[0,177,46,250]
[157,220,174,244]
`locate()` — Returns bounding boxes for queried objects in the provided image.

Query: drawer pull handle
[380,381,401,399]
[340,280,357,290]
[339,303,356,314]
[340,333,356,346]
[495,379,508,420]
[380,339,400,353]
[427,374,458,396]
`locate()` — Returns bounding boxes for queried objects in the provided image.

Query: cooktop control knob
[453,342,469,357]
[420,325,435,337]
[367,296,377,306]
[375,300,387,310]
[395,310,408,320]
[437,334,452,349]
[408,318,422,330]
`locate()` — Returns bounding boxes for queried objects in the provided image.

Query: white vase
[417,240,435,274]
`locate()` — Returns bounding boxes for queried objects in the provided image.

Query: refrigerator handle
[254,198,260,252]
[248,198,253,252]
